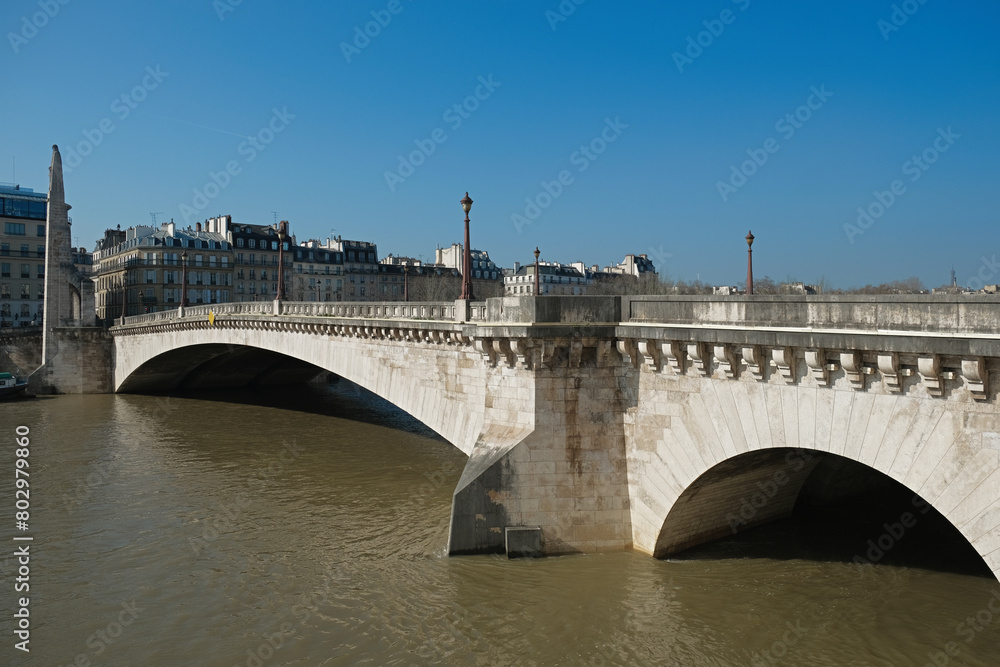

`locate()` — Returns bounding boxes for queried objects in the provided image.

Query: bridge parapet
[623,294,1000,335]
[619,295,1000,401]
[118,300,490,326]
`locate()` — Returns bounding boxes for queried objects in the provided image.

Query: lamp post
[745,230,754,296]
[459,192,474,301]
[277,220,288,301]
[533,247,541,296]
[180,250,188,308]
[119,273,127,322]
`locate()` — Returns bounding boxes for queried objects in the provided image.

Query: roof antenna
[150,212,164,225]
[271,211,279,226]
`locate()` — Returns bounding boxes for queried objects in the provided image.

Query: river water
[2,383,999,666]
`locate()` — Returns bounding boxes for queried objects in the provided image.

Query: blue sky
[3,0,998,288]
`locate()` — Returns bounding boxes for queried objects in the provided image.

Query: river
[1,382,998,666]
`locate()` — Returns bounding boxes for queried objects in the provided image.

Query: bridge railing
[116,300,488,326]
[621,294,1000,335]
[279,301,459,321]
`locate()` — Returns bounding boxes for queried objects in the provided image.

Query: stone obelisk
[41,144,73,365]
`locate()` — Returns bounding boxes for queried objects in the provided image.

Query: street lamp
[180,250,188,307]
[277,220,288,300]
[460,192,474,301]
[119,273,127,322]
[533,247,541,296]
[745,230,754,296]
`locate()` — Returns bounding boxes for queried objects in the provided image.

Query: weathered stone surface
[94,295,1000,578]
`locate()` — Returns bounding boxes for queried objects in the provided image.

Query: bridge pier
[448,341,634,555]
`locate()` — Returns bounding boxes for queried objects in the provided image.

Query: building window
[145,270,156,283]
[20,264,29,278]
[0,263,8,277]
[36,225,45,237]
[249,239,256,249]
[4,223,26,235]
[21,284,30,298]
[20,244,29,257]
[237,238,244,247]
[36,284,43,298]
[36,265,43,278]
[0,244,8,255]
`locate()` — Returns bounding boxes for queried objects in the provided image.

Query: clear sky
[3,0,998,288]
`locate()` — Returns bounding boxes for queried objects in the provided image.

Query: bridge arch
[628,378,1000,579]
[113,323,490,457]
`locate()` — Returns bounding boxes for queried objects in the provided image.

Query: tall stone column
[30,144,110,394]
[42,145,74,363]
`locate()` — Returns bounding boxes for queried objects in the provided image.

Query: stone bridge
[102,295,1000,578]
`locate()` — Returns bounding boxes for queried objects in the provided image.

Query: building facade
[0,184,48,327]
[435,243,501,280]
[505,261,588,296]
[290,239,344,302]
[92,221,234,319]
[228,219,293,302]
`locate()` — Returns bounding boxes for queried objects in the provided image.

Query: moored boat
[0,372,28,399]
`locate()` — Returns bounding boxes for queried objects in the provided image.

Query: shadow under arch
[655,448,995,579]
[116,343,329,393]
[116,341,460,450]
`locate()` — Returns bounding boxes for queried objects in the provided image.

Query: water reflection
[1,384,998,666]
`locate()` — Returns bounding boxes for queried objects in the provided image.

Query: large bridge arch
[113,322,493,457]
[627,376,1000,579]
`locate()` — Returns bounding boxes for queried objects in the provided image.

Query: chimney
[196,222,202,232]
